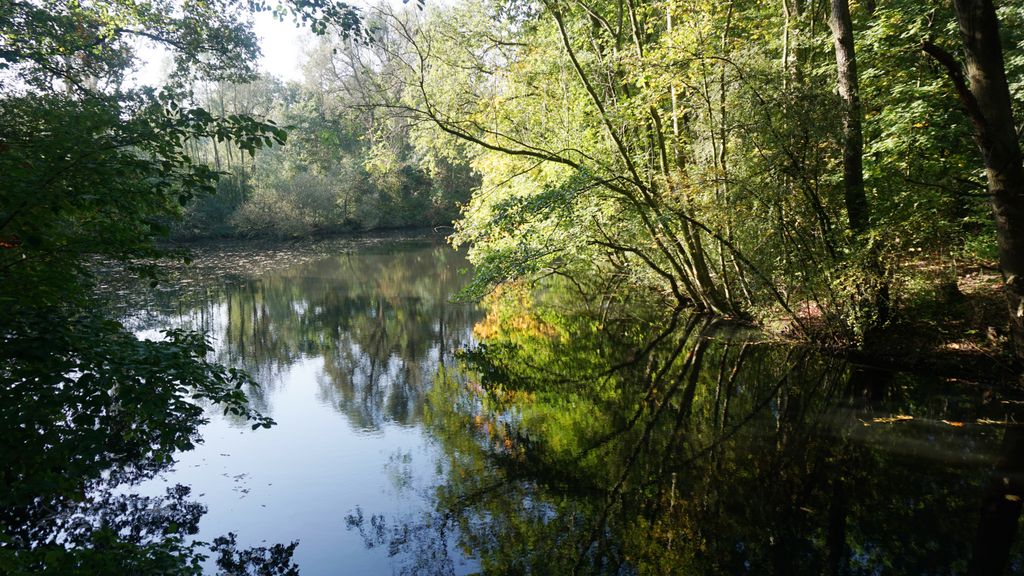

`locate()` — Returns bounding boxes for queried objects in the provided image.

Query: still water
[130,237,1023,575]
[129,238,481,574]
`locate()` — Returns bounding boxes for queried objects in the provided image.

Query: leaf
[864,414,914,425]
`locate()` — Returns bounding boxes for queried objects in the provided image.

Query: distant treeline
[175,70,477,239]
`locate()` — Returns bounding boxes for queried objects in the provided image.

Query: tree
[359,0,861,329]
[922,0,1024,362]
[0,0,359,569]
[828,0,869,237]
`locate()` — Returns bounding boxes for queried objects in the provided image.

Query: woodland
[2,0,1024,572]
[71,0,1024,350]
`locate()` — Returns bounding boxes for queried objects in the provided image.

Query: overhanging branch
[921,39,990,147]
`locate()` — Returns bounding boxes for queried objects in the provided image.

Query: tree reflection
[139,240,481,428]
[350,282,1024,575]
[0,318,300,575]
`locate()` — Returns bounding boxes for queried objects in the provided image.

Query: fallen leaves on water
[862,414,914,426]
[975,418,1024,426]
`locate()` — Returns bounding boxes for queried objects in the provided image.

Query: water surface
[133,239,482,574]
[132,238,1024,575]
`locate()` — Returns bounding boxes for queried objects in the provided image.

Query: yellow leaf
[870,414,913,424]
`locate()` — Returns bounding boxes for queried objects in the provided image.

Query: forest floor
[846,259,1019,386]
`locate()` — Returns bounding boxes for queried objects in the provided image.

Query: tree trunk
[781,0,803,89]
[925,0,1024,361]
[828,0,869,236]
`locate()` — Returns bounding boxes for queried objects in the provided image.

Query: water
[125,237,1024,575]
[130,238,483,574]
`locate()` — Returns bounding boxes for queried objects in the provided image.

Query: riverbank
[714,256,1018,387]
[165,225,453,249]
[156,227,453,276]
[145,235,1022,387]
[851,262,1018,386]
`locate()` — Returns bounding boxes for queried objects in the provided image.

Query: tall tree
[922,0,1024,361]
[828,0,869,236]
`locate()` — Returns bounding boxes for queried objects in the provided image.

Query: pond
[121,237,1024,574]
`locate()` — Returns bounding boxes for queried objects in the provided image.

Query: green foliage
[859,1,987,256]
[182,175,253,237]
[455,169,598,300]
[0,0,361,570]
[172,30,479,240]
[355,0,1024,339]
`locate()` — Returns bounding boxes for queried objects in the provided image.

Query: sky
[252,12,315,83]
[130,11,317,87]
[130,0,425,88]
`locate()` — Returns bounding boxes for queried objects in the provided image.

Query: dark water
[128,239,1023,575]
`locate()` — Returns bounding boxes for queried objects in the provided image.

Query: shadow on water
[0,326,302,574]
[347,282,1024,575]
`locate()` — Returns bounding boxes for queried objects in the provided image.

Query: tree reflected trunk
[825,470,849,576]
[968,425,1024,576]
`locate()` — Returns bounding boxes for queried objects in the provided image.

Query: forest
[6,0,1024,343]
[3,0,1024,572]
[55,0,1023,347]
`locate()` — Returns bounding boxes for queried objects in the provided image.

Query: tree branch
[921,39,989,144]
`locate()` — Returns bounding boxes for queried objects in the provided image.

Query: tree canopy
[0,0,357,572]
[314,0,1024,348]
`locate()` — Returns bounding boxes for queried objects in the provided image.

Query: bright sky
[129,13,313,87]
[252,12,314,83]
[130,1,421,88]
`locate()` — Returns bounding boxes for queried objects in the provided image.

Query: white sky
[129,13,313,87]
[130,1,422,88]
[252,12,314,83]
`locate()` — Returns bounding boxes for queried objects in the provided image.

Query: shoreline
[142,235,1023,388]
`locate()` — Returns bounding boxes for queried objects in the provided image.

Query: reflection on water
[134,241,1022,575]
[356,283,1024,575]
[133,239,484,575]
[137,240,480,428]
